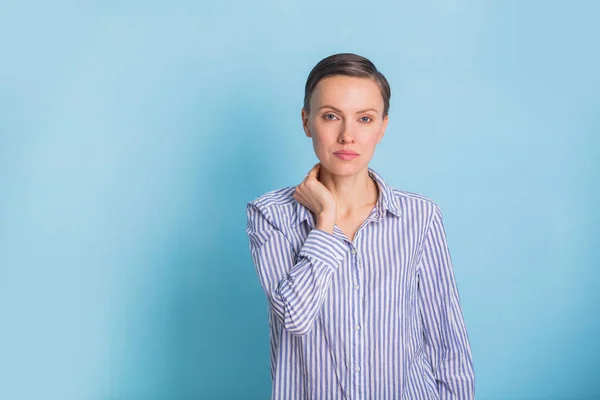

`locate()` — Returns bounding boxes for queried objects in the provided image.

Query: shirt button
[355,324,361,331]
[351,248,357,255]
[354,284,359,290]
[355,366,360,372]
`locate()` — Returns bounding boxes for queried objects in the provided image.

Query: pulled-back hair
[303,53,391,117]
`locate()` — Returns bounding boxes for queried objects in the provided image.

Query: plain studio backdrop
[0,1,598,399]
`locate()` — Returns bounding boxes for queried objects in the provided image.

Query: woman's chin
[320,161,368,177]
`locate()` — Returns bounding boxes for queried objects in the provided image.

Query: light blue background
[1,1,598,399]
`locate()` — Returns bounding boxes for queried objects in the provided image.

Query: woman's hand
[293,163,337,233]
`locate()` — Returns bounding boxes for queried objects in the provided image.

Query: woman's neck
[318,166,379,218]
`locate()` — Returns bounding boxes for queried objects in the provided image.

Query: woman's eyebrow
[319,105,379,114]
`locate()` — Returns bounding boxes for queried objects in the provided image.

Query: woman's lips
[334,152,359,161]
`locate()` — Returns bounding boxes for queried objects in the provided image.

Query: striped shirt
[245,167,475,399]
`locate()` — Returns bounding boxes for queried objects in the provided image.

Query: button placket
[351,246,363,384]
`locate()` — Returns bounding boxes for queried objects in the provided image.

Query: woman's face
[302,75,388,177]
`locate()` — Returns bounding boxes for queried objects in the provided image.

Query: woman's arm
[417,205,475,399]
[246,201,347,336]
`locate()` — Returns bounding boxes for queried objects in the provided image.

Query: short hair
[303,53,392,117]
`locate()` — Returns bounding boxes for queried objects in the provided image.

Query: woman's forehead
[312,76,384,110]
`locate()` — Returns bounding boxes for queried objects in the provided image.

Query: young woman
[246,53,475,399]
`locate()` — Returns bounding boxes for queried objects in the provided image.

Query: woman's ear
[377,115,389,144]
[301,108,311,137]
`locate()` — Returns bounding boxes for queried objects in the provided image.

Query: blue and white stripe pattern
[245,167,475,399]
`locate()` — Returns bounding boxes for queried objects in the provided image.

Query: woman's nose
[338,122,355,143]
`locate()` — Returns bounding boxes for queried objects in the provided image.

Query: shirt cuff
[298,228,348,270]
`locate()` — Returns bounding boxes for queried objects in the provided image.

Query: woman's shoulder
[246,185,298,228]
[392,188,438,205]
[389,187,444,218]
[247,185,296,208]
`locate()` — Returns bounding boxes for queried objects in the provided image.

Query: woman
[245,53,475,399]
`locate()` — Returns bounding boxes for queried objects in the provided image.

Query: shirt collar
[292,167,402,228]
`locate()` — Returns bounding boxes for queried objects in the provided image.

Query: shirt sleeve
[416,205,475,399]
[245,201,347,336]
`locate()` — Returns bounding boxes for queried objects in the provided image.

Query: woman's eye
[324,113,337,120]
[360,116,372,123]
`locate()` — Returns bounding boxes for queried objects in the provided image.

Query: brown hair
[303,53,391,117]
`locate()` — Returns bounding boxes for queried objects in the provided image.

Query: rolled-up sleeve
[245,201,347,336]
[416,205,475,399]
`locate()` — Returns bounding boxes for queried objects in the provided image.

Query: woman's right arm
[245,201,347,336]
